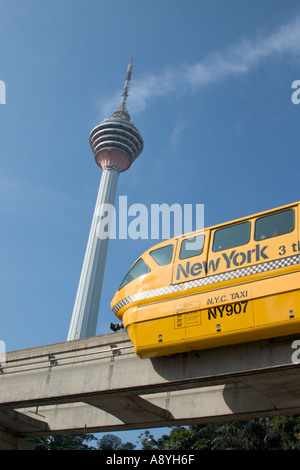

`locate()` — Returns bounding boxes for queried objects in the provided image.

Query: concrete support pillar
[67,167,119,340]
[0,430,35,450]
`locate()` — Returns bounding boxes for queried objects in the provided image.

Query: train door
[250,204,300,334]
[171,230,209,286]
[201,219,255,340]
[169,231,209,347]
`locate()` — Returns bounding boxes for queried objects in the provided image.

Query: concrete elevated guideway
[1,331,300,449]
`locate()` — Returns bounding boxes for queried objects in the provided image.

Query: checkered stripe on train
[112,254,300,315]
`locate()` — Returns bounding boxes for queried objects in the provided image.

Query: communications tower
[67,58,143,341]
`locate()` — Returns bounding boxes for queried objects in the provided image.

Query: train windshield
[118,258,151,290]
[179,234,205,260]
[150,244,173,266]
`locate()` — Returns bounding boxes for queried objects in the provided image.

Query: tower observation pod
[67,58,143,341]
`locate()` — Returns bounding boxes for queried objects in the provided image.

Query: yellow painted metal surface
[111,202,300,358]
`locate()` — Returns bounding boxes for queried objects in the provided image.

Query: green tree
[136,429,172,449]
[161,417,300,450]
[28,415,300,450]
[271,416,300,449]
[97,433,136,450]
[29,433,96,450]
[210,419,274,450]
[160,427,210,450]
[137,430,159,450]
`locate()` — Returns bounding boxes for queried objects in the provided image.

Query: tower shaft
[67,167,119,340]
[67,58,143,341]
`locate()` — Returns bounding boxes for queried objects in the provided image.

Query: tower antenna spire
[119,56,133,112]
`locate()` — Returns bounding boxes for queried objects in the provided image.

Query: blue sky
[1,0,300,348]
[1,0,300,444]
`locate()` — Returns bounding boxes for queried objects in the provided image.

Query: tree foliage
[28,433,97,450]
[157,416,300,450]
[28,415,300,450]
[97,433,136,450]
[136,416,300,450]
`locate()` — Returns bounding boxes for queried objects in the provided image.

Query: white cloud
[185,15,300,88]
[99,16,300,117]
[99,69,176,118]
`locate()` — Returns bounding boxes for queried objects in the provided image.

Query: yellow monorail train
[111,202,300,358]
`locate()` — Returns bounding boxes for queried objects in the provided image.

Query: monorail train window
[179,234,205,260]
[118,258,151,290]
[254,209,295,241]
[213,221,251,252]
[150,244,173,266]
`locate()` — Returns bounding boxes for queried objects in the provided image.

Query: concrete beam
[0,409,48,434]
[1,332,299,407]
[85,393,172,424]
[1,332,300,437]
[0,409,48,449]
[16,380,300,436]
[0,429,35,450]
